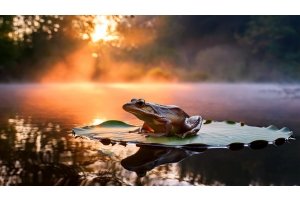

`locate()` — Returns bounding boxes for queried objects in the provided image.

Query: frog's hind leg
[180,116,203,138]
[184,116,202,130]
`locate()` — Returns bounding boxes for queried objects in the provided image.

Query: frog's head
[123,98,159,121]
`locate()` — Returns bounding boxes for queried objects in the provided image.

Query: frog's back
[154,104,190,119]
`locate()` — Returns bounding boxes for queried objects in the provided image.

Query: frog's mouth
[123,103,159,117]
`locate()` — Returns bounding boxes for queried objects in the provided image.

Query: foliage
[0,16,94,81]
[1,16,300,82]
[237,16,300,60]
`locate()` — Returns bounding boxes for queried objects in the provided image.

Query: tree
[237,16,300,62]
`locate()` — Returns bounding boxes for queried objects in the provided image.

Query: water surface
[0,83,299,185]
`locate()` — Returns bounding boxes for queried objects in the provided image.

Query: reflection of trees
[0,116,204,185]
[0,116,126,185]
[1,116,295,185]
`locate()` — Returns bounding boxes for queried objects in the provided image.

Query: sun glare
[91,16,119,43]
[92,118,106,125]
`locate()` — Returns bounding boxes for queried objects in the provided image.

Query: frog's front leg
[141,123,154,133]
[129,123,154,134]
[128,128,141,133]
[139,122,169,137]
[142,118,172,137]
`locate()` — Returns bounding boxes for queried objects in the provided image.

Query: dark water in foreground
[0,83,299,186]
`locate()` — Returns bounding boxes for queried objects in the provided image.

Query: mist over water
[0,83,299,185]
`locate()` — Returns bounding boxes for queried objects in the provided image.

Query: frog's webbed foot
[129,128,166,137]
[142,132,168,137]
[178,128,199,138]
[128,128,141,133]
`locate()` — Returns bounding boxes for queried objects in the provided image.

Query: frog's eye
[131,98,137,103]
[135,99,145,107]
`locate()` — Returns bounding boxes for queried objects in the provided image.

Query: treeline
[121,16,300,82]
[0,16,91,82]
[0,16,300,82]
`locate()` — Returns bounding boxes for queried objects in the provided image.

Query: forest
[0,15,300,82]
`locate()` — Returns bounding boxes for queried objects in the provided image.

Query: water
[0,83,299,185]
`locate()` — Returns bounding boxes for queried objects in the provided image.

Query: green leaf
[72,120,293,148]
[98,120,136,127]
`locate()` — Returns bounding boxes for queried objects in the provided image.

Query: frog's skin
[122,98,202,138]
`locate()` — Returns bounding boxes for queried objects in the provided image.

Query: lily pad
[72,120,293,148]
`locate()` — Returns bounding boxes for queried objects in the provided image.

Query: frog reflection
[120,138,279,177]
[123,98,202,138]
[121,145,205,177]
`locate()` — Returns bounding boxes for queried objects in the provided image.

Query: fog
[1,16,299,83]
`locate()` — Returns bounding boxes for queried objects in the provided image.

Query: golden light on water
[91,16,120,42]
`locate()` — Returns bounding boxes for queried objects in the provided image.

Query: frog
[122,98,202,138]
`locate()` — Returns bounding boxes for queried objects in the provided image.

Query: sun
[91,16,119,43]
